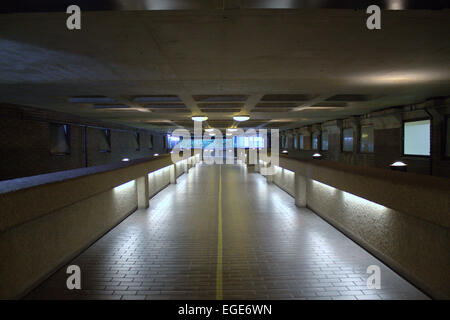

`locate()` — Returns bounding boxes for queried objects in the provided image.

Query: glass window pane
[342,128,354,152]
[148,134,153,149]
[50,123,70,155]
[99,129,111,152]
[299,134,304,149]
[360,126,374,153]
[404,120,430,156]
[322,130,328,150]
[312,132,318,150]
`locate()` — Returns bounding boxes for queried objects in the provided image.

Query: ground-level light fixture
[312,153,323,159]
[233,115,250,122]
[192,116,208,122]
[153,153,159,157]
[282,150,288,154]
[121,158,130,162]
[390,161,407,172]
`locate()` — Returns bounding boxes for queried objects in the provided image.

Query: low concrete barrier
[0,154,199,299]
[260,156,450,299]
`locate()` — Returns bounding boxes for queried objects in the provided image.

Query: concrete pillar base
[136,175,150,209]
[169,164,177,184]
[294,172,307,207]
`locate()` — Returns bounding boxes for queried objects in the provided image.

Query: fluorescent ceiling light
[228,128,238,132]
[205,128,214,132]
[192,116,208,122]
[233,115,250,122]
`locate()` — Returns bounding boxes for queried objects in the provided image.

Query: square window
[342,128,354,152]
[321,130,328,151]
[312,132,319,150]
[148,134,154,149]
[360,126,374,153]
[99,129,111,153]
[50,123,70,155]
[134,132,140,151]
[403,119,430,156]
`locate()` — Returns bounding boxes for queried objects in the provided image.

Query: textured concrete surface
[0,10,449,130]
[0,156,196,299]
[26,164,427,300]
[268,157,449,298]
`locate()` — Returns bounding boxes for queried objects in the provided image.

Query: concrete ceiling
[0,8,449,132]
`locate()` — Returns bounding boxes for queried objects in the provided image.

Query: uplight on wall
[282,150,288,154]
[312,153,322,159]
[342,191,387,212]
[233,115,250,122]
[191,116,208,122]
[121,158,130,162]
[114,180,135,193]
[390,161,408,172]
[153,153,159,157]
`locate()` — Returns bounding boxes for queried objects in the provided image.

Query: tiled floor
[26,163,428,300]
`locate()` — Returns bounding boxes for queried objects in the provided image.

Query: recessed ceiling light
[233,115,250,122]
[192,116,208,122]
[390,161,407,167]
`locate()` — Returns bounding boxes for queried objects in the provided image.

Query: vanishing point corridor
[26,164,427,300]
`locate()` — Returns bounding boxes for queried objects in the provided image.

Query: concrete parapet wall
[0,154,197,299]
[267,156,450,299]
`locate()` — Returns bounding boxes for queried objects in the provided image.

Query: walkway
[26,163,428,300]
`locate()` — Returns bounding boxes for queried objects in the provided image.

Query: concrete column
[266,170,273,184]
[136,175,149,209]
[169,164,176,184]
[294,172,307,207]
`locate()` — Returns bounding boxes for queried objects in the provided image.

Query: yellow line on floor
[216,164,223,300]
